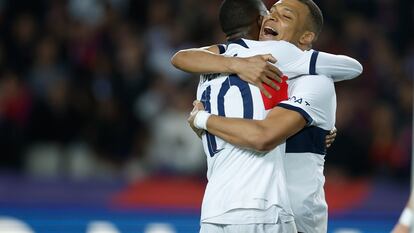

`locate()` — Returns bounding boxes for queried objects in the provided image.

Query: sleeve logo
[289,96,310,106]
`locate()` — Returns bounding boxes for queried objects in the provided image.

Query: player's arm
[189,76,334,152]
[171,45,281,77]
[234,41,363,83]
[278,43,362,81]
[191,105,306,151]
[171,45,283,98]
[315,51,363,82]
[171,45,225,73]
[190,103,335,150]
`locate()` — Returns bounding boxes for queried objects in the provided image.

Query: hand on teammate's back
[230,54,283,98]
[325,127,337,148]
[188,100,206,138]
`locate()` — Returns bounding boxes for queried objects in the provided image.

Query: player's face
[259,0,309,45]
[252,9,269,40]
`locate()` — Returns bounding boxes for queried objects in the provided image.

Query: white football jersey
[196,38,360,225]
[278,75,336,233]
[197,39,331,225]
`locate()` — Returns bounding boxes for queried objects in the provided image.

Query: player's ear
[299,31,315,48]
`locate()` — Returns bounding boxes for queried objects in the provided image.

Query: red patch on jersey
[261,76,288,110]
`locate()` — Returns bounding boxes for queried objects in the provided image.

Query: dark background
[0,0,412,182]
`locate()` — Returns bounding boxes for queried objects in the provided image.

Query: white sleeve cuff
[194,111,211,130]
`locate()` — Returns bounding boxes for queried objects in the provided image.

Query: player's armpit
[206,107,306,152]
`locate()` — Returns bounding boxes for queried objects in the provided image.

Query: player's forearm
[192,103,308,152]
[316,52,363,82]
[171,49,237,74]
[206,115,282,152]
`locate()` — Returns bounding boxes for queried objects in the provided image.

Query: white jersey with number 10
[198,39,310,224]
[196,38,362,225]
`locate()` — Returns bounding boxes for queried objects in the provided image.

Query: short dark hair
[219,0,266,37]
[297,0,324,37]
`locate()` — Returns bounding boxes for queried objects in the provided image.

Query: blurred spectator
[0,71,31,170]
[146,80,205,175]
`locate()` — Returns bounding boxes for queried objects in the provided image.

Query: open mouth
[263,26,279,36]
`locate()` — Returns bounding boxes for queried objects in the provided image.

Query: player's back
[197,39,312,224]
[198,39,315,158]
[197,68,291,226]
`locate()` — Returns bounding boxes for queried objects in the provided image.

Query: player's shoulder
[293,74,333,85]
[291,75,334,95]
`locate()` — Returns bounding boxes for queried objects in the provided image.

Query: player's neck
[226,28,256,41]
[296,41,312,51]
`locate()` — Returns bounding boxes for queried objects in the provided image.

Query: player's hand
[230,54,283,98]
[391,223,409,233]
[325,127,337,148]
[188,100,206,138]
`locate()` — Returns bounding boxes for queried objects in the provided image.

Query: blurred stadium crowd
[0,0,412,182]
